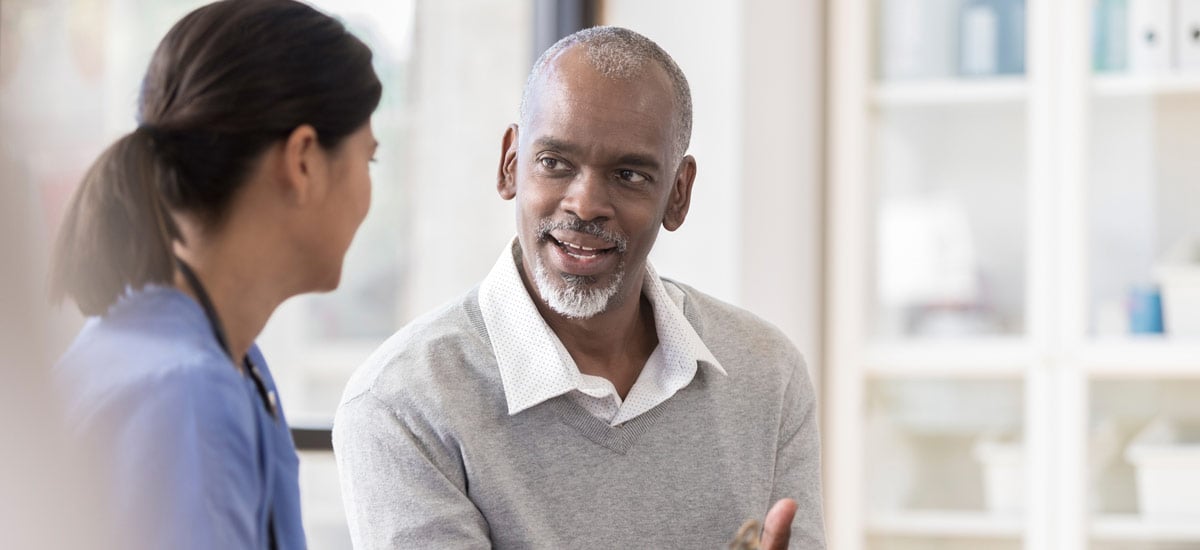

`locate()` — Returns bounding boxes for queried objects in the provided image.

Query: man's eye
[618,169,647,183]
[540,158,562,170]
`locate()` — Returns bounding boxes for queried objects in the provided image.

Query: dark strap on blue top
[174,257,280,549]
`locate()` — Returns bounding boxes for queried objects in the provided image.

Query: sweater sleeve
[771,353,827,549]
[333,390,491,550]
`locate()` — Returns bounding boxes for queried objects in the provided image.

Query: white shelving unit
[827,1,1200,550]
[863,339,1035,378]
[1090,515,1200,543]
[868,510,1025,539]
[1075,340,1200,377]
[1092,74,1200,97]
[871,78,1028,107]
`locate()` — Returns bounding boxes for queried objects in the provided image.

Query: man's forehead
[523,104,670,164]
[523,50,677,154]
[531,46,675,115]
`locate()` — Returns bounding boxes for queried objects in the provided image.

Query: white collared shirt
[478,238,726,426]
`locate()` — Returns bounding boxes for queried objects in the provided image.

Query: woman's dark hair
[50,0,382,315]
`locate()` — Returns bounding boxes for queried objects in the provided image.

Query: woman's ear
[497,124,519,200]
[663,155,696,231]
[281,124,322,205]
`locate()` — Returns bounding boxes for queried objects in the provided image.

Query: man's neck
[526,268,659,399]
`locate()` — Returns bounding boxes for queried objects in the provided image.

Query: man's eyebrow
[532,137,579,153]
[614,153,660,171]
[534,137,661,170]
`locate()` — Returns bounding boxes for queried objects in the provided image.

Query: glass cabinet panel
[1088,379,1200,549]
[870,105,1028,340]
[865,379,1026,549]
[1087,0,1200,340]
[870,0,1030,342]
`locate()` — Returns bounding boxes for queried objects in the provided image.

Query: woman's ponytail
[50,128,181,316]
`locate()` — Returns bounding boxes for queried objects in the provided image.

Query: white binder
[960,3,999,76]
[879,0,957,80]
[1128,0,1173,72]
[1176,0,1200,71]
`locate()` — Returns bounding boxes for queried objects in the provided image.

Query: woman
[50,1,381,547]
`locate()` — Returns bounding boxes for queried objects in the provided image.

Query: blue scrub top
[55,286,305,549]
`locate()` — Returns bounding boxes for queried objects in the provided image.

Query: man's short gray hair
[519,26,693,162]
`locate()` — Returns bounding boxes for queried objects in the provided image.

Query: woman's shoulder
[55,286,250,426]
[59,286,217,368]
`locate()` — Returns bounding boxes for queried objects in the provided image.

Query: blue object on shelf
[959,0,1026,76]
[1093,0,1129,72]
[1129,285,1165,334]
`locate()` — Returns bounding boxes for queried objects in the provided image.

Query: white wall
[400,0,533,320]
[739,0,826,377]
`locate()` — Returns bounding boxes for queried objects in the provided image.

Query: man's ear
[281,124,322,205]
[497,124,519,201]
[663,154,696,231]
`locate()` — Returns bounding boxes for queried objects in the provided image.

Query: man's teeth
[562,240,601,252]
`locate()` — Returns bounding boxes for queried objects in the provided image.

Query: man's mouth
[549,233,618,259]
[534,219,628,277]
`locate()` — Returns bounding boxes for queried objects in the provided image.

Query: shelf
[871,77,1028,107]
[1091,514,1200,541]
[1092,74,1200,98]
[863,339,1034,378]
[1073,339,1200,377]
[867,510,1024,539]
[857,338,1200,377]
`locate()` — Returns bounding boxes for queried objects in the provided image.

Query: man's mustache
[536,217,628,253]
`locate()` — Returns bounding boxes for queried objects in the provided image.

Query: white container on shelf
[1128,0,1174,72]
[878,0,957,80]
[1125,417,1200,518]
[1176,0,1200,71]
[960,3,999,76]
[1154,237,1200,338]
[973,438,1023,514]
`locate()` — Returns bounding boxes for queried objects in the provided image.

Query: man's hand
[760,498,798,550]
[729,498,798,550]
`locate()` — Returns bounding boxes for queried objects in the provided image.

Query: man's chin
[533,260,623,320]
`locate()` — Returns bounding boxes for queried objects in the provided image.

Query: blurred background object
[0,92,114,550]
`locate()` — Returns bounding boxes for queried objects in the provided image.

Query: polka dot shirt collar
[478,238,725,419]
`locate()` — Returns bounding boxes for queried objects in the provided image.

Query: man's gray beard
[532,253,624,320]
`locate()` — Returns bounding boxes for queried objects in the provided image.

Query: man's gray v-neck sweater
[333,280,825,549]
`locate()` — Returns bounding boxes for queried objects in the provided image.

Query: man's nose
[560,169,615,222]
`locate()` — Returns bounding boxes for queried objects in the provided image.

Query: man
[334,26,825,549]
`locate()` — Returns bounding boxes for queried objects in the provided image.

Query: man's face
[497,46,694,319]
